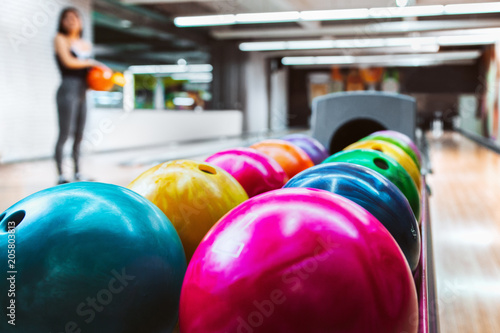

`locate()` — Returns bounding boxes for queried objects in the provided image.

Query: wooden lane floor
[428,132,500,332]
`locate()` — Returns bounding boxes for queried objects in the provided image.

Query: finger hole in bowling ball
[373,158,389,170]
[199,164,217,175]
[1,210,25,232]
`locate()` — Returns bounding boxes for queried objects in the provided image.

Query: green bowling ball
[360,134,421,169]
[323,149,421,221]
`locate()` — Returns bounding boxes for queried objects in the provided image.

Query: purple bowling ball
[282,134,329,165]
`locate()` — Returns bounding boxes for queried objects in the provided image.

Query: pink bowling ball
[205,148,288,197]
[372,130,422,165]
[179,188,418,333]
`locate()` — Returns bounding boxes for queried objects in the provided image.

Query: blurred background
[1,0,499,163]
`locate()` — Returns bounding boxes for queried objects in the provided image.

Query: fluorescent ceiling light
[174,2,500,27]
[287,40,335,49]
[239,42,288,51]
[174,14,235,27]
[368,5,444,18]
[239,33,497,52]
[384,36,436,47]
[281,51,482,66]
[438,34,499,46]
[444,2,500,14]
[300,8,369,21]
[236,11,300,23]
[128,64,213,74]
[282,56,355,65]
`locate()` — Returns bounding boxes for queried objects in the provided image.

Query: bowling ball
[323,149,421,221]
[370,130,422,165]
[179,188,418,333]
[285,163,420,271]
[250,139,314,178]
[361,133,420,168]
[344,139,422,192]
[0,182,186,333]
[281,134,329,164]
[87,66,114,91]
[128,160,248,261]
[205,148,288,198]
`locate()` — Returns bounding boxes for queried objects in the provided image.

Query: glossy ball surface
[344,139,422,192]
[180,188,418,333]
[371,130,422,164]
[281,134,329,165]
[250,139,314,178]
[87,66,114,91]
[128,160,248,261]
[361,133,421,168]
[0,182,186,333]
[285,163,420,271]
[205,148,288,198]
[323,149,421,221]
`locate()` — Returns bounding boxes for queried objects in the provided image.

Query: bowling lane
[428,132,500,332]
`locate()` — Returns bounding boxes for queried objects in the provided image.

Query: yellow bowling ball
[128,160,248,261]
[344,140,422,192]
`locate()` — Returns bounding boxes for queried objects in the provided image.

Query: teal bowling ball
[0,182,186,333]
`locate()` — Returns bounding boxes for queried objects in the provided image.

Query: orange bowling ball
[127,160,248,261]
[251,139,314,178]
[87,66,114,91]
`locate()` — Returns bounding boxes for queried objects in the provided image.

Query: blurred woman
[54,7,100,184]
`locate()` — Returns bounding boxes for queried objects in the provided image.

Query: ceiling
[93,0,500,67]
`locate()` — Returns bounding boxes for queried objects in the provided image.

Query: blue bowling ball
[284,163,420,271]
[0,182,186,333]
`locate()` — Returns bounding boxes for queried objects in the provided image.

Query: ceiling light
[287,40,335,49]
[174,2,500,27]
[438,34,499,46]
[444,2,500,15]
[174,14,235,27]
[300,8,370,21]
[239,33,497,52]
[281,56,355,66]
[281,51,482,67]
[368,5,444,18]
[239,42,288,51]
[236,11,300,23]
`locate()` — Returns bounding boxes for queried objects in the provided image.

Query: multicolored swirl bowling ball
[128,159,248,261]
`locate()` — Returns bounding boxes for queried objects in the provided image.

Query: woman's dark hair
[58,7,83,37]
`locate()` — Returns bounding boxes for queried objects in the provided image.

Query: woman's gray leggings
[55,77,87,175]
